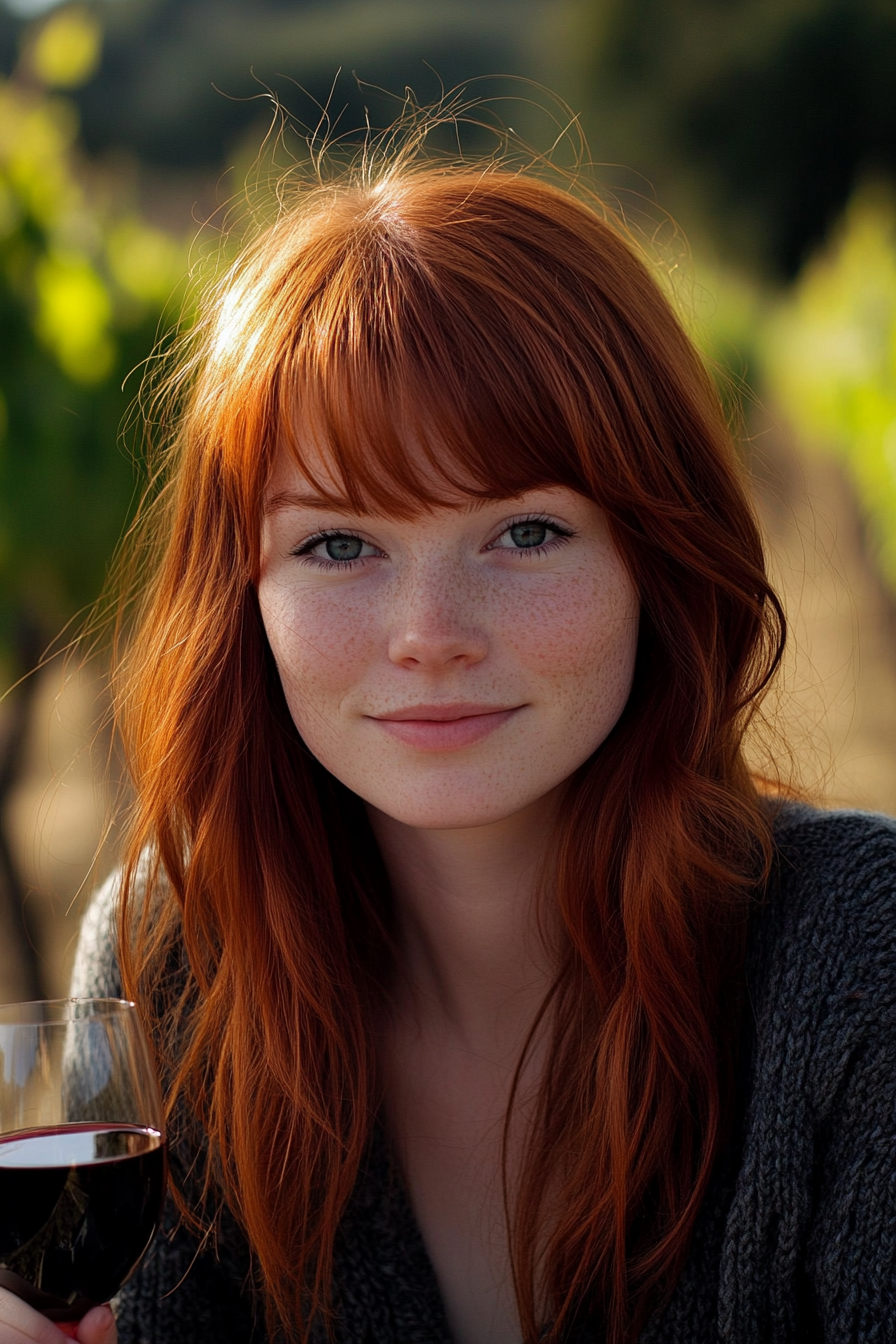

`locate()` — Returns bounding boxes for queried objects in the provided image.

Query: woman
[3,158,894,1344]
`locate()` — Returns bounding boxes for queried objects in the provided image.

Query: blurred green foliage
[574,0,896,597]
[581,0,896,280]
[670,257,769,429]
[0,5,185,677]
[677,186,896,599]
[0,0,542,169]
[763,187,896,589]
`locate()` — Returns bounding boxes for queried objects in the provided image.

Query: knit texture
[70,804,896,1342]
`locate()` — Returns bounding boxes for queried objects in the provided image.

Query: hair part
[116,153,784,1342]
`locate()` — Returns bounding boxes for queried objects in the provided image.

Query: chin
[361,785,549,832]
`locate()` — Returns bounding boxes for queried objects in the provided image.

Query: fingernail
[91,1305,116,1339]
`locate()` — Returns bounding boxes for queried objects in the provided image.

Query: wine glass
[0,998,167,1338]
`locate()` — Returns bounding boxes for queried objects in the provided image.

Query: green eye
[324,535,364,561]
[509,521,549,549]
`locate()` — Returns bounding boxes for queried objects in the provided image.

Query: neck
[367,793,559,1047]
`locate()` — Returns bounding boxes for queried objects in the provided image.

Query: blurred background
[1,0,896,1001]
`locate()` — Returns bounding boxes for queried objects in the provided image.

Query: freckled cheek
[499,577,639,681]
[261,591,380,700]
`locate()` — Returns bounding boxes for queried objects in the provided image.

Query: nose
[387,563,488,671]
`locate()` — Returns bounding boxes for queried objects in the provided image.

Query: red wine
[0,1123,166,1322]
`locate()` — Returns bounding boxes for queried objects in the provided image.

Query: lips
[368,703,523,751]
[375,703,516,722]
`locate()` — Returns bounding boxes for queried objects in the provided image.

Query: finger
[74,1308,115,1344]
[0,1288,69,1344]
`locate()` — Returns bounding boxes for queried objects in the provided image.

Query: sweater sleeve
[721,807,896,1343]
[112,1201,264,1344]
[70,876,266,1344]
[797,814,896,1339]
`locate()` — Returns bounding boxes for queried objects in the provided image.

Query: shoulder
[70,867,123,1000]
[721,803,896,1337]
[758,800,896,971]
[745,802,896,1104]
[70,853,169,1002]
[746,800,896,1092]
[770,797,896,877]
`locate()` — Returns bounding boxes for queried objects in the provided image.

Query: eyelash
[291,515,576,569]
[490,514,575,557]
[290,530,376,571]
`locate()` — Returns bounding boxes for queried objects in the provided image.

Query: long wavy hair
[115,156,785,1342]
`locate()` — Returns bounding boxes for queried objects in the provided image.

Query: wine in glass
[0,998,167,1336]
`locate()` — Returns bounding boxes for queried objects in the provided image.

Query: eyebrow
[263,490,360,516]
[262,487,547,520]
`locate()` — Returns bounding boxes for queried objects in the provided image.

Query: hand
[0,1292,116,1344]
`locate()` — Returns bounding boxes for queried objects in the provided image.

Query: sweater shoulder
[70,867,123,1000]
[718,804,896,1340]
[69,853,169,1002]
[770,797,896,863]
[765,799,896,942]
[748,800,896,1035]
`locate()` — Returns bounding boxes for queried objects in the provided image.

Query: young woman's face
[258,449,640,831]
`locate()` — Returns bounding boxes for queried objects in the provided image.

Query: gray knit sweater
[71,804,896,1342]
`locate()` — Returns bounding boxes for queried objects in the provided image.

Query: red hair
[116,161,784,1342]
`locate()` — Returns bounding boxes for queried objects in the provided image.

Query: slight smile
[368,704,524,751]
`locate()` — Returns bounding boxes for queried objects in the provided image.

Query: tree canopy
[583,0,896,278]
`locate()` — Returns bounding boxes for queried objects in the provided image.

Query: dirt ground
[747,413,896,810]
[2,418,896,1004]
